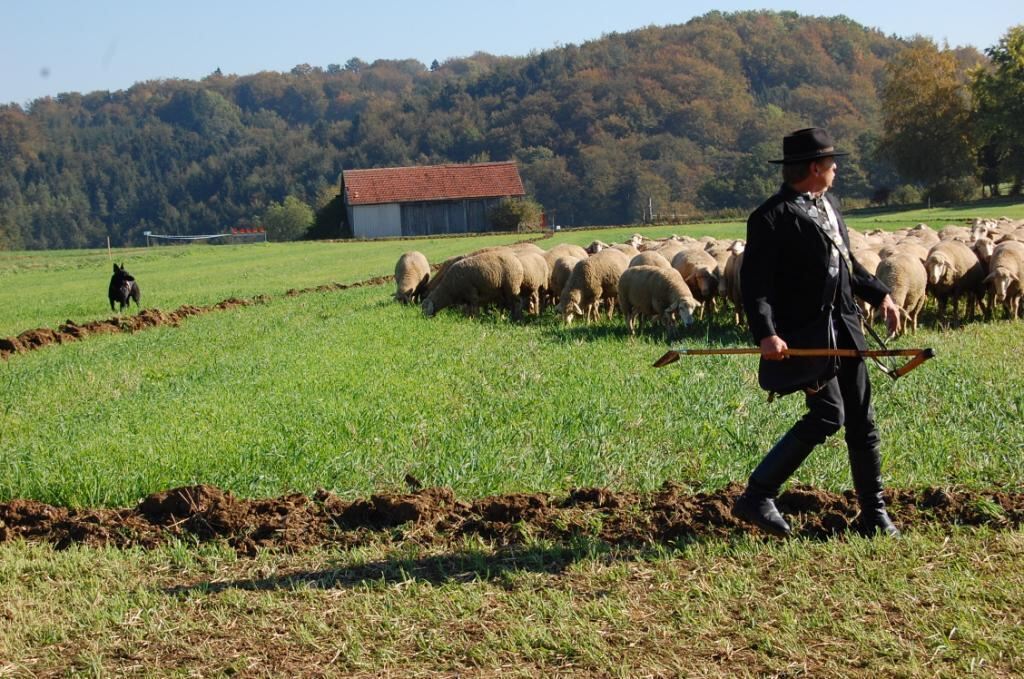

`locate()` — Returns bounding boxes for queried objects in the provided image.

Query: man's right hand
[760,335,788,360]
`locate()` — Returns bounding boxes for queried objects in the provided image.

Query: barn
[342,161,526,239]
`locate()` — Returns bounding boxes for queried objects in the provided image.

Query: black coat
[741,184,889,351]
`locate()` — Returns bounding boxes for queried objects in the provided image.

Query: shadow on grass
[164,539,637,595]
[538,311,752,347]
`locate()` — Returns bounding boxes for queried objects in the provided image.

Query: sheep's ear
[113,263,119,273]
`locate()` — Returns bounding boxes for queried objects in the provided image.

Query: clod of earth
[1,482,1021,557]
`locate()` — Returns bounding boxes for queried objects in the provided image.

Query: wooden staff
[653,346,935,380]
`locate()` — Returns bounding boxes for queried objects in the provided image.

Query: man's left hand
[879,295,902,336]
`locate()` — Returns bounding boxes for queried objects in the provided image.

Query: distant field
[5,196,1023,339]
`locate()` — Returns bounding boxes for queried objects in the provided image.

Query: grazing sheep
[558,248,630,323]
[852,248,882,320]
[905,223,940,248]
[671,248,720,316]
[925,240,986,326]
[510,242,546,256]
[875,254,928,337]
[108,263,141,312]
[629,251,672,269]
[853,248,881,276]
[543,244,587,306]
[425,246,503,294]
[393,251,430,304]
[422,250,524,320]
[618,265,701,338]
[514,251,550,315]
[983,241,1024,320]
[609,243,640,258]
[721,240,746,326]
[655,239,690,262]
[973,236,996,267]
[547,254,581,309]
[626,234,646,250]
[545,243,589,261]
[705,239,739,283]
[879,241,930,266]
[938,225,972,242]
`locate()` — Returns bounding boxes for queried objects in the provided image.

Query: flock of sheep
[393,216,1024,338]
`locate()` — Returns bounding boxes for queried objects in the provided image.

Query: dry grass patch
[2,528,1022,676]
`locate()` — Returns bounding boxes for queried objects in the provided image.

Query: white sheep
[608,243,640,258]
[547,254,581,310]
[852,248,882,321]
[876,253,928,337]
[545,243,590,261]
[422,250,524,320]
[618,265,701,338]
[542,243,588,306]
[671,248,720,317]
[721,240,746,326]
[879,241,930,266]
[983,240,1024,320]
[925,240,986,326]
[514,251,550,315]
[393,251,430,304]
[628,251,672,269]
[558,248,630,323]
[905,223,940,248]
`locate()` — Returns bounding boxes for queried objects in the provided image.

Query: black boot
[849,447,900,537]
[733,481,791,537]
[732,431,816,537]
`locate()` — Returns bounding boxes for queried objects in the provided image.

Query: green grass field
[2,197,1024,675]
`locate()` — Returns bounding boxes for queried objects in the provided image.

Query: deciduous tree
[972,25,1024,194]
[880,39,979,200]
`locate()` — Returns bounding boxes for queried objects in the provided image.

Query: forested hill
[1,11,912,250]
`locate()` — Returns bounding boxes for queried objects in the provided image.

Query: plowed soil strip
[2,482,1020,555]
[0,276,392,360]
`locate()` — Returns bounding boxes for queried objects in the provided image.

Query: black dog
[108,262,141,312]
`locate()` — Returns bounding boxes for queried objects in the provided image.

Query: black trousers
[789,354,880,453]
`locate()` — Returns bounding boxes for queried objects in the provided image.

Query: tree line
[0,11,1019,250]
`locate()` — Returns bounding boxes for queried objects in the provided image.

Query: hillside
[0,10,913,250]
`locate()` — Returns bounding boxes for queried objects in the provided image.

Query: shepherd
[732,128,903,538]
[108,262,141,312]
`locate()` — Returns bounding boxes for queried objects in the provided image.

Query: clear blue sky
[2,0,1021,107]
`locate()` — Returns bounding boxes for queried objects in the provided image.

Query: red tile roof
[343,161,525,206]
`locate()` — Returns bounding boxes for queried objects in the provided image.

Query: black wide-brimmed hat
[769,127,849,164]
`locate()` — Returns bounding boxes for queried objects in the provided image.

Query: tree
[487,197,543,232]
[262,196,313,241]
[972,25,1024,194]
[879,39,978,199]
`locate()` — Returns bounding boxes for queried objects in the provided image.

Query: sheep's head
[666,300,700,328]
[973,237,995,263]
[688,270,718,301]
[985,268,1017,303]
[729,240,746,256]
[562,300,584,324]
[926,255,950,286]
[421,298,436,317]
[559,289,583,324]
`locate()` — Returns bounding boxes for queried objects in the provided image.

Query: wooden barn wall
[400,198,502,237]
